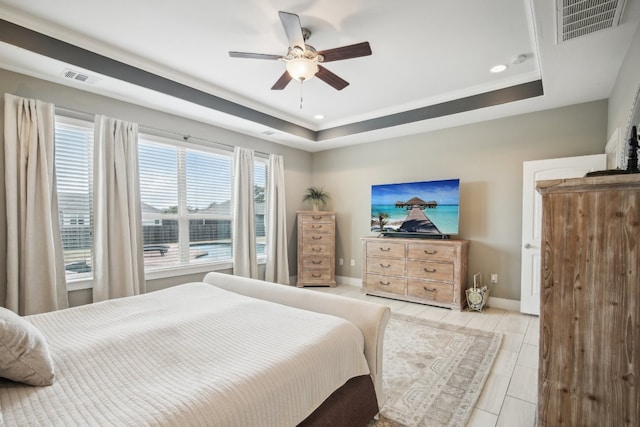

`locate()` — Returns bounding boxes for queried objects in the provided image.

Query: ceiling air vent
[557,0,627,43]
[60,68,100,85]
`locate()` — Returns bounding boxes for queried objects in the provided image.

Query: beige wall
[608,24,640,140]
[3,47,636,305]
[311,101,607,301]
[0,69,313,306]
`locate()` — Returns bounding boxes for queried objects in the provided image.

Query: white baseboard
[307,275,523,313]
[487,296,521,312]
[336,275,363,287]
[289,275,362,287]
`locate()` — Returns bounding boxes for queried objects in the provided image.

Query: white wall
[311,101,607,301]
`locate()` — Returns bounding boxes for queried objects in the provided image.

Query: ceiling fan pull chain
[299,78,304,109]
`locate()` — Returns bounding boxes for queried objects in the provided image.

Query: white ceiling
[0,0,639,152]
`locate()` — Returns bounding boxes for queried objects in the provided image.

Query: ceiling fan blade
[271,71,293,90]
[316,65,349,90]
[229,51,282,60]
[278,11,305,50]
[318,42,372,62]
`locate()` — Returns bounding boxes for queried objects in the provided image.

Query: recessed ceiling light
[314,114,324,120]
[490,64,508,73]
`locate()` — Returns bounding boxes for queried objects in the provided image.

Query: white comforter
[0,283,370,426]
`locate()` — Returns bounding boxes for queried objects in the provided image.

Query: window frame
[54,115,95,289]
[138,134,237,276]
[56,117,269,290]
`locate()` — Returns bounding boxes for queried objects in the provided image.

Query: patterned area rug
[370,313,502,427]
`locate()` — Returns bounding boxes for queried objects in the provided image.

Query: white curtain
[3,94,68,315]
[93,115,145,302]
[264,154,289,284]
[232,147,258,278]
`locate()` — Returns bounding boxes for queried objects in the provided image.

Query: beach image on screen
[370,179,460,235]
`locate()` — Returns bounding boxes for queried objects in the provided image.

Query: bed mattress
[0,282,370,426]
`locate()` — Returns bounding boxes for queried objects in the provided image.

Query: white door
[520,154,606,315]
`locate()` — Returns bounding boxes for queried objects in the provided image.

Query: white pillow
[0,307,55,386]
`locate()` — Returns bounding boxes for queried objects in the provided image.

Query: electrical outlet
[490,273,498,284]
[339,258,344,266]
[350,259,356,267]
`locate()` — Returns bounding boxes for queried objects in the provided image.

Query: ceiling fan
[229,11,372,91]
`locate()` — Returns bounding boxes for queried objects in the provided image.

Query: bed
[0,272,390,426]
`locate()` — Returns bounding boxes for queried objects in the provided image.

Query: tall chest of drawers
[536,175,640,426]
[361,237,469,310]
[297,211,336,287]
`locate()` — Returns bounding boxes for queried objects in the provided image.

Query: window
[138,136,268,271]
[54,117,94,278]
[254,160,267,256]
[54,116,268,280]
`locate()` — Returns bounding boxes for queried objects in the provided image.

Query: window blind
[54,117,94,277]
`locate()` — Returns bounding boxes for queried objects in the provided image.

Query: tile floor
[308,284,539,427]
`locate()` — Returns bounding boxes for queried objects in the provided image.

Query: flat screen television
[370,178,460,238]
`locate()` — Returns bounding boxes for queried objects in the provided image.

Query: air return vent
[61,68,100,84]
[557,0,627,43]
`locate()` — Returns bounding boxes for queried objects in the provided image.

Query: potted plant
[302,186,330,211]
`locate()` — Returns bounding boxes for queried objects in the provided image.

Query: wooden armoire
[536,174,640,426]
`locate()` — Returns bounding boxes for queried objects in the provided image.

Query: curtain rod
[54,106,271,158]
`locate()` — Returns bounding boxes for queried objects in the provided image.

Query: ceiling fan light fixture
[286,58,319,81]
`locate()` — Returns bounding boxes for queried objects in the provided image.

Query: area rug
[370,313,502,427]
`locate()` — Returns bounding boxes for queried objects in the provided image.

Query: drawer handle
[423,287,437,293]
[379,247,391,252]
[312,225,322,229]
[379,281,391,286]
[424,250,437,255]
[312,236,322,240]
[423,268,437,273]
[312,248,322,252]
[312,273,322,278]
[311,260,322,265]
[312,216,322,220]
[379,263,391,268]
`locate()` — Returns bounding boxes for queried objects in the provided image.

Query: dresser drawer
[302,255,332,269]
[299,269,333,282]
[364,273,405,294]
[300,213,334,223]
[301,222,335,234]
[407,243,455,261]
[407,279,453,303]
[302,232,332,244]
[407,260,454,282]
[366,241,405,258]
[301,241,332,255]
[366,257,405,276]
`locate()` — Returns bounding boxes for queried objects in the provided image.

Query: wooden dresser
[296,211,336,287]
[537,174,640,426]
[361,237,468,310]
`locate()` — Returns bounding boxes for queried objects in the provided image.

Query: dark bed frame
[298,375,379,427]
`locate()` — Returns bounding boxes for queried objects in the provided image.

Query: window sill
[66,258,266,291]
